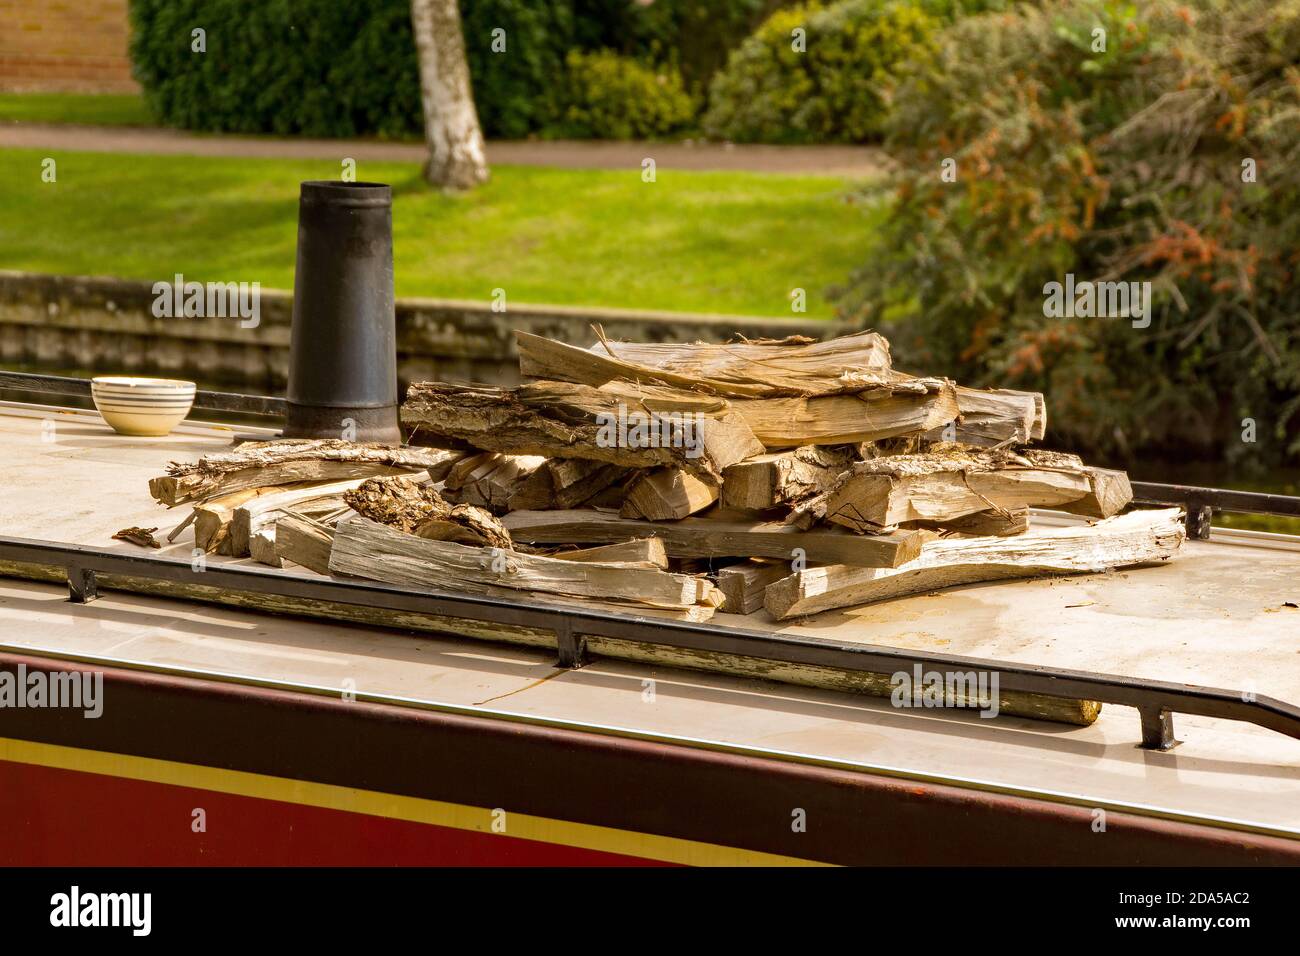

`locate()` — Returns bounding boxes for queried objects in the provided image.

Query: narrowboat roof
[2,400,1298,840]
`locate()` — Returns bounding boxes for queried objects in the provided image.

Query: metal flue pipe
[283,181,401,443]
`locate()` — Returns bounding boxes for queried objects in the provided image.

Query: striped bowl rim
[92,376,196,390]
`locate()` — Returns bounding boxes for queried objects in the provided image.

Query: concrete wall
[0,272,851,391]
[0,0,138,93]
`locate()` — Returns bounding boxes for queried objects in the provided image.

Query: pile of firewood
[143,328,1185,622]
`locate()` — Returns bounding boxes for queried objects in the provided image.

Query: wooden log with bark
[343,475,512,549]
[401,381,763,485]
[503,509,924,567]
[764,508,1185,619]
[150,439,459,506]
[329,514,722,615]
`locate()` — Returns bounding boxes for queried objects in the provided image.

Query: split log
[921,385,1044,446]
[518,328,893,398]
[503,509,924,568]
[273,513,336,575]
[621,468,719,520]
[329,514,721,614]
[721,446,854,511]
[248,528,281,568]
[401,381,763,485]
[1058,467,1133,519]
[765,508,1185,619]
[441,452,548,512]
[343,475,512,549]
[715,561,792,615]
[547,538,669,569]
[918,508,1030,537]
[726,380,960,449]
[150,439,459,506]
[193,487,266,553]
[506,458,629,511]
[230,478,366,557]
[794,448,1100,532]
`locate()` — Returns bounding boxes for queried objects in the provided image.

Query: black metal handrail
[1,534,1297,752]
[0,371,287,417]
[1131,481,1300,540]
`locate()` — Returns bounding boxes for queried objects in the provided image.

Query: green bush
[554,50,696,140]
[605,0,790,94]
[129,0,423,138]
[461,0,573,138]
[129,0,579,139]
[702,0,940,144]
[835,0,1300,467]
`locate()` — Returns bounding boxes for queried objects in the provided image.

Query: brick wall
[0,0,139,92]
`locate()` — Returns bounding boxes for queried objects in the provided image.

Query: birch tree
[410,0,489,190]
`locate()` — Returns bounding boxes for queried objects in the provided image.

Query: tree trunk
[410,0,488,190]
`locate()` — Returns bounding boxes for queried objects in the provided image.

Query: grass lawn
[0,148,877,317]
[0,93,154,127]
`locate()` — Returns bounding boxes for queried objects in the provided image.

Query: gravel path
[0,121,886,176]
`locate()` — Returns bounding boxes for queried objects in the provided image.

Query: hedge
[128,0,782,140]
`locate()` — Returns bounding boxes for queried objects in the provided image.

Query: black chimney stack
[283,181,401,443]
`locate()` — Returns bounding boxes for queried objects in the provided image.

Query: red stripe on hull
[0,759,669,867]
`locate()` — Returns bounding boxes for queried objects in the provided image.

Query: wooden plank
[765,509,1185,619]
[401,381,764,485]
[503,509,924,568]
[621,468,719,520]
[150,439,460,506]
[329,515,720,612]
[721,446,853,511]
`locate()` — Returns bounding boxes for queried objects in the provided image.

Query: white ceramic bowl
[91,376,196,436]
